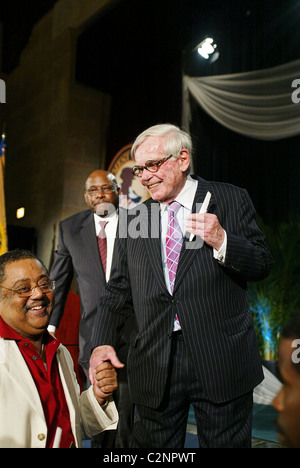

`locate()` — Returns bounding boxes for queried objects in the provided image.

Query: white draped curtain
[183,59,300,141]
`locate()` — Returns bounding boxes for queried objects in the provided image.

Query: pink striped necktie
[98,220,107,275]
[166,201,183,293]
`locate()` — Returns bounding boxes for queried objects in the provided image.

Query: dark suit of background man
[49,170,134,448]
[90,124,274,448]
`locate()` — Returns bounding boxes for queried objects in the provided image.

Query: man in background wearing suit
[90,124,274,448]
[49,169,134,448]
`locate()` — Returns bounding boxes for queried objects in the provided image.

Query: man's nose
[140,168,151,182]
[29,285,45,299]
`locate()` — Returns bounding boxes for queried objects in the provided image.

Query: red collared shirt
[0,317,76,448]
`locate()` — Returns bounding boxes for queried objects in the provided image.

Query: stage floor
[185,403,285,448]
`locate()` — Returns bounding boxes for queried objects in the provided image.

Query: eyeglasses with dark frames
[132,154,173,177]
[1,279,56,298]
[86,185,116,196]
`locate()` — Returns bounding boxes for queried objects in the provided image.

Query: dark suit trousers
[131,332,253,448]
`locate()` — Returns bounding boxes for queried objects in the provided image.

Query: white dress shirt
[160,176,227,330]
[94,211,118,282]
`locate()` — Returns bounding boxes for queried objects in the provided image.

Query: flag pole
[0,128,8,254]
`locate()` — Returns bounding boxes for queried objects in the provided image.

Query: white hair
[131,123,193,159]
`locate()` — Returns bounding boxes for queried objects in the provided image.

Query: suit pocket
[223,310,254,336]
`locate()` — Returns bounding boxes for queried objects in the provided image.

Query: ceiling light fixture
[16,207,25,219]
[196,37,219,62]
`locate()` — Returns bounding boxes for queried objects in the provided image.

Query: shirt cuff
[86,385,118,430]
[213,230,227,264]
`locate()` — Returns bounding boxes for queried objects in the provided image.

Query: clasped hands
[185,212,225,251]
[90,345,124,406]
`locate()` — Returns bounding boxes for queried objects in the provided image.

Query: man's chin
[147,186,165,202]
[95,203,114,217]
[97,210,109,217]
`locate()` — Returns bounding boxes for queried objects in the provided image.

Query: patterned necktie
[98,220,107,275]
[166,201,183,293]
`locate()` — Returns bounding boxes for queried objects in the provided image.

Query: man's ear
[179,148,190,173]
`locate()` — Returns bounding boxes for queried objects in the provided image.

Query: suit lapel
[145,235,166,290]
[142,201,168,293]
[173,177,216,293]
[190,177,216,221]
[56,346,79,444]
[3,340,45,420]
[80,212,103,274]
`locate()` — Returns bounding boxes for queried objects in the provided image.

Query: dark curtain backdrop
[183,0,300,224]
[76,0,300,225]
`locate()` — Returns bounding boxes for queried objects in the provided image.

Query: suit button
[38,433,46,441]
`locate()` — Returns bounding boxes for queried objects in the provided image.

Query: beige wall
[4,0,114,267]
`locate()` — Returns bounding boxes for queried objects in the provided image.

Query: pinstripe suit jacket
[92,176,273,408]
[50,208,132,370]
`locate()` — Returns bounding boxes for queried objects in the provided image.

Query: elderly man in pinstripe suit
[90,124,273,448]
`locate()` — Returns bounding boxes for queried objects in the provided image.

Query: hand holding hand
[93,361,118,406]
[89,345,124,385]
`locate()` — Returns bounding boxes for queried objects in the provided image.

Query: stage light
[16,207,25,219]
[197,37,218,61]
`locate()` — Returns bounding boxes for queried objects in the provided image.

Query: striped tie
[166,201,183,292]
[98,220,107,275]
